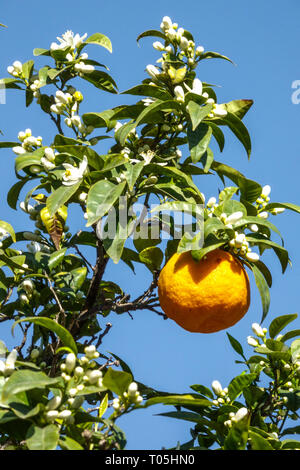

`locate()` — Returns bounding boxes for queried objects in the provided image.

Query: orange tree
[0,17,299,450]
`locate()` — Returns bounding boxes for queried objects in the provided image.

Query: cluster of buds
[224,407,249,428]
[247,322,267,347]
[229,231,259,262]
[7,60,23,78]
[112,382,143,412]
[0,347,18,378]
[159,16,204,66]
[255,185,285,218]
[12,129,43,155]
[45,347,103,424]
[74,59,95,75]
[211,380,231,406]
[40,147,57,171]
[30,79,43,98]
[50,90,75,115]
[18,278,38,306]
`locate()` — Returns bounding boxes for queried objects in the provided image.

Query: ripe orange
[158,249,250,333]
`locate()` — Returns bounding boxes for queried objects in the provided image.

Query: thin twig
[96,323,112,348]
[44,271,65,324]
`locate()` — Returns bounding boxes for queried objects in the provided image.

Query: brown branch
[96,322,112,348]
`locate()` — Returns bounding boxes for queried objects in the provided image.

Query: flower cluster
[41,147,57,171]
[45,346,103,425]
[112,381,143,412]
[158,16,204,67]
[7,60,23,78]
[50,30,87,52]
[12,129,43,155]
[211,380,230,406]
[255,185,285,218]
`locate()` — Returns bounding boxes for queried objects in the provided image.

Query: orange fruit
[158,249,250,333]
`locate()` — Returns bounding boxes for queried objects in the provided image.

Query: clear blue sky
[1,0,300,450]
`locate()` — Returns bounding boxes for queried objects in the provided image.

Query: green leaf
[59,436,83,450]
[222,99,253,119]
[84,33,112,53]
[249,430,274,450]
[250,263,270,323]
[145,394,212,408]
[26,424,59,451]
[12,317,77,354]
[139,246,163,272]
[33,48,51,57]
[238,178,262,203]
[15,149,43,173]
[265,202,300,215]
[82,109,116,129]
[82,70,117,94]
[208,122,225,152]
[228,373,257,401]
[124,161,144,191]
[122,84,172,101]
[219,112,251,158]
[102,368,132,396]
[200,51,234,64]
[7,178,30,210]
[47,181,81,217]
[0,221,16,242]
[99,393,108,418]
[269,314,298,339]
[281,440,300,450]
[103,217,135,264]
[86,180,126,226]
[191,241,226,262]
[48,248,67,271]
[134,99,183,127]
[1,370,61,403]
[226,333,245,358]
[187,123,212,163]
[137,29,166,43]
[187,101,213,131]
[156,411,206,424]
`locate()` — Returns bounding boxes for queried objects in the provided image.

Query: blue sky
[0,0,300,450]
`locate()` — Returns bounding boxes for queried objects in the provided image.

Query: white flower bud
[128,382,138,397]
[84,345,96,359]
[251,323,265,338]
[246,252,260,262]
[65,353,76,373]
[86,369,103,385]
[46,410,59,422]
[262,185,271,197]
[44,147,56,162]
[146,64,160,80]
[174,85,185,102]
[212,380,223,396]
[258,211,269,219]
[233,407,248,422]
[247,336,259,347]
[153,41,165,51]
[46,395,62,410]
[226,211,244,225]
[58,409,72,420]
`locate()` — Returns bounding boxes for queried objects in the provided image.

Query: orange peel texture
[158,249,250,333]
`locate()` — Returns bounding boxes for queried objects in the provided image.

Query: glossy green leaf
[269,314,298,339]
[47,181,81,217]
[228,373,256,401]
[226,333,245,358]
[86,180,126,226]
[139,246,163,272]
[84,33,112,53]
[187,101,213,131]
[102,368,133,396]
[187,123,212,163]
[48,248,67,271]
[145,394,212,408]
[251,264,270,323]
[0,221,16,242]
[12,317,77,354]
[26,424,59,451]
[1,370,61,403]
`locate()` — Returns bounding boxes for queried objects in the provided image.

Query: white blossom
[146,64,160,80]
[252,323,265,338]
[174,85,185,102]
[62,156,88,186]
[50,31,87,51]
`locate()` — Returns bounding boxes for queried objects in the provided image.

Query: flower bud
[128,382,138,397]
[46,395,62,411]
[174,85,185,102]
[146,64,160,80]
[211,380,223,396]
[247,336,259,347]
[46,410,59,423]
[65,353,76,373]
[58,409,72,420]
[84,345,96,359]
[251,323,265,338]
[232,407,248,423]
